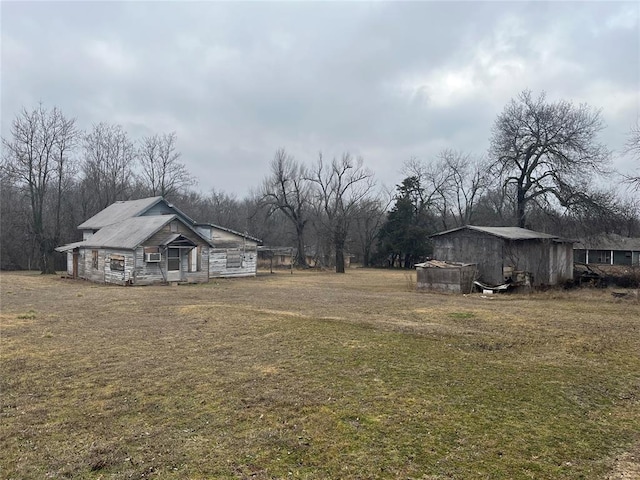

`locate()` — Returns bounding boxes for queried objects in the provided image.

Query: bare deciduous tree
[138,132,195,199]
[623,122,640,190]
[437,149,491,226]
[350,192,392,267]
[308,153,375,273]
[2,104,78,273]
[260,149,312,267]
[490,90,610,228]
[401,157,451,229]
[81,122,136,214]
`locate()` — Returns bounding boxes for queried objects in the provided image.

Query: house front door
[167,247,182,282]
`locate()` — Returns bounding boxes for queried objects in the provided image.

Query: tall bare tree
[81,122,136,215]
[260,149,312,267]
[402,157,455,230]
[437,149,491,226]
[350,193,391,267]
[138,132,195,199]
[2,104,78,273]
[623,122,640,190]
[308,153,375,273]
[489,90,610,228]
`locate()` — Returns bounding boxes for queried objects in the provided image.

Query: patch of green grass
[16,309,36,319]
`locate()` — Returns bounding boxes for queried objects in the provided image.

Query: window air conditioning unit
[146,252,161,262]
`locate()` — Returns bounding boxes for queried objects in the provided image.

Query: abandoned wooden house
[430,226,574,287]
[573,233,640,266]
[56,196,261,285]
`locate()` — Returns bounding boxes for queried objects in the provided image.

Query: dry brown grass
[1,269,639,479]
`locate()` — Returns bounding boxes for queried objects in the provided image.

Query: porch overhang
[161,234,198,249]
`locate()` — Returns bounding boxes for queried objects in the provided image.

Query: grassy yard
[1,269,639,479]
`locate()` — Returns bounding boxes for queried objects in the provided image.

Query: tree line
[2,90,639,273]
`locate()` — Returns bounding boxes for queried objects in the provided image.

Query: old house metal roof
[431,225,571,242]
[196,223,262,243]
[57,215,213,252]
[78,197,165,230]
[58,215,175,251]
[60,196,258,254]
[77,196,198,230]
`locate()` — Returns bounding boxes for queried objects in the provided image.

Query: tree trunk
[517,186,527,228]
[39,237,57,274]
[335,248,345,273]
[294,225,307,268]
[362,246,370,268]
[334,227,346,273]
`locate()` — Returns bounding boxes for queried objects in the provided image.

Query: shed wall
[416,266,477,294]
[433,230,572,286]
[432,231,504,284]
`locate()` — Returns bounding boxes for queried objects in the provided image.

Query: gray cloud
[2,1,638,196]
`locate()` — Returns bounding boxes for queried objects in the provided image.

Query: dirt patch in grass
[1,269,639,479]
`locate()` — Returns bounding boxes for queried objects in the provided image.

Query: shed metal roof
[431,225,571,242]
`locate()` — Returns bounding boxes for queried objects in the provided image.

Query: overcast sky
[2,1,639,197]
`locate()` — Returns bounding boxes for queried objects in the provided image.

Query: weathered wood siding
[143,202,179,217]
[209,247,258,278]
[416,265,477,294]
[549,242,573,284]
[126,221,211,284]
[128,247,209,285]
[82,230,95,241]
[433,232,504,284]
[145,221,208,247]
[66,252,74,275]
[74,248,134,285]
[132,248,166,285]
[74,245,210,286]
[212,229,259,249]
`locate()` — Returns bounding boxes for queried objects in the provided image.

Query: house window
[170,221,178,233]
[168,248,180,271]
[591,250,611,264]
[110,254,125,271]
[92,250,99,269]
[227,249,242,268]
